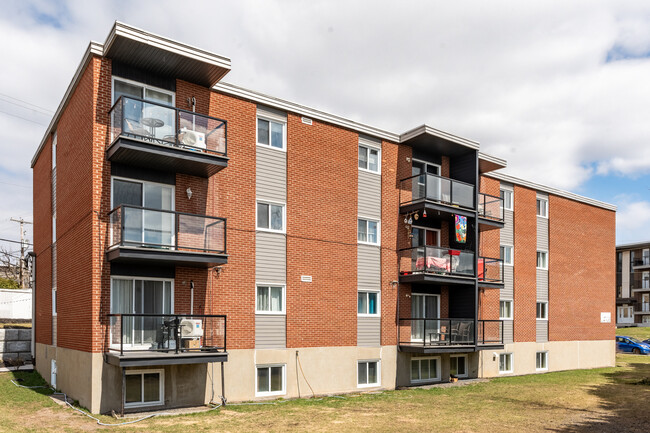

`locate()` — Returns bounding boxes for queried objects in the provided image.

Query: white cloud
[1,0,650,246]
[616,200,650,244]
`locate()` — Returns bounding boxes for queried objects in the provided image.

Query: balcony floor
[399,343,504,354]
[399,272,476,286]
[105,350,228,367]
[106,246,228,268]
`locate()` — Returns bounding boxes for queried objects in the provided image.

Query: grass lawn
[617,326,650,340]
[1,354,650,432]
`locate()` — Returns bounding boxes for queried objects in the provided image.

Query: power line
[0,92,54,114]
[0,180,31,190]
[0,238,32,246]
[0,108,48,126]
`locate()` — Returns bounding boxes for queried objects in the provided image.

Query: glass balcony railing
[399,173,475,210]
[478,193,504,221]
[618,272,650,290]
[398,318,503,347]
[110,96,227,156]
[108,205,226,254]
[479,257,504,283]
[399,246,475,277]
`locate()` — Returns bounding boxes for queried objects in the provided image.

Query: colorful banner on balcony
[455,215,467,243]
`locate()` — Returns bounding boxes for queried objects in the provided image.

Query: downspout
[28,252,36,362]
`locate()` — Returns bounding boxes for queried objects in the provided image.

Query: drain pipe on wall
[190,280,194,316]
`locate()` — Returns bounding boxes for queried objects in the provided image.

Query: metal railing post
[120,315,124,356]
[120,206,125,246]
[223,316,227,351]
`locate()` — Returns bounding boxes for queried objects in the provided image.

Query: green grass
[2,355,650,432]
[617,326,650,340]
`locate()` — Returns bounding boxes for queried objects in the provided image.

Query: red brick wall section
[513,185,537,343]
[204,88,257,350]
[286,114,358,348]
[55,56,97,353]
[33,135,53,345]
[381,141,410,345]
[548,196,616,341]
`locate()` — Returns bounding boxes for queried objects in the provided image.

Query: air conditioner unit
[180,319,204,338]
[179,128,206,149]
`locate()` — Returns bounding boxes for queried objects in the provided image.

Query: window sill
[255,391,286,397]
[536,368,548,372]
[255,311,286,316]
[358,167,381,175]
[498,371,513,375]
[499,318,513,321]
[536,318,548,321]
[358,313,380,318]
[256,228,286,235]
[256,143,286,152]
[358,241,380,247]
[357,383,380,389]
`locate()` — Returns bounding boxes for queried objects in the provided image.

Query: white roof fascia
[478,152,507,169]
[399,124,480,150]
[213,82,399,143]
[31,41,104,167]
[616,241,650,250]
[486,172,616,212]
[106,22,231,70]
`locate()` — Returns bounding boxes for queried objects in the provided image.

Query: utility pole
[10,217,32,289]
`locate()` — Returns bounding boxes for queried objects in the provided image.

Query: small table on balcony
[142,117,164,139]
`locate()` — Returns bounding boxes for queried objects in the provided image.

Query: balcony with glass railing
[478,193,504,224]
[108,96,228,177]
[399,246,475,284]
[398,318,504,353]
[478,257,504,285]
[399,173,475,213]
[107,205,227,267]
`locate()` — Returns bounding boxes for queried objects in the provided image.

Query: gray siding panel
[255,315,286,349]
[536,216,548,250]
[536,269,549,301]
[358,171,381,220]
[256,146,286,203]
[503,320,513,344]
[358,245,381,290]
[256,232,286,283]
[502,266,514,299]
[357,316,381,347]
[501,210,514,246]
[536,320,548,342]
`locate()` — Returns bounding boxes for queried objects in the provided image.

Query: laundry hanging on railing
[455,215,467,243]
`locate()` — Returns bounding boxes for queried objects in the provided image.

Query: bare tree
[0,246,21,287]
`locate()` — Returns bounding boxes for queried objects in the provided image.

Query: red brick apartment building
[616,242,650,326]
[31,23,616,414]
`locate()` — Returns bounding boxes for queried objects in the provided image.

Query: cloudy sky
[0,0,649,260]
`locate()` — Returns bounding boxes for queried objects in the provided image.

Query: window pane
[367,362,378,384]
[457,357,466,375]
[368,292,378,314]
[358,292,367,314]
[421,359,430,379]
[143,373,160,402]
[257,119,269,145]
[257,203,269,229]
[358,362,367,385]
[271,205,283,231]
[358,146,368,169]
[257,367,269,393]
[367,221,378,244]
[358,219,367,242]
[113,179,143,208]
[431,359,438,379]
[410,360,419,381]
[125,374,142,403]
[368,148,379,172]
[114,80,143,103]
[450,357,458,376]
[270,366,283,391]
[257,287,269,311]
[270,286,282,312]
[271,122,283,149]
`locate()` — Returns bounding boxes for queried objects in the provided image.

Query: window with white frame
[358,360,380,387]
[499,353,513,374]
[536,198,548,217]
[257,117,285,150]
[410,357,441,383]
[358,218,379,244]
[124,369,164,408]
[358,144,380,173]
[500,245,513,265]
[537,251,548,269]
[358,291,379,316]
[256,201,285,232]
[450,355,468,378]
[256,364,285,396]
[500,300,513,320]
[536,302,548,320]
[536,351,548,370]
[500,189,513,211]
[256,285,285,314]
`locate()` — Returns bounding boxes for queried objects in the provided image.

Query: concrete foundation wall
[396,352,479,387]
[478,340,615,377]
[0,328,31,363]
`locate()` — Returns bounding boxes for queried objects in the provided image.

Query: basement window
[256,365,285,396]
[124,369,164,408]
[358,360,380,387]
[410,357,441,383]
[499,353,513,374]
[450,355,468,378]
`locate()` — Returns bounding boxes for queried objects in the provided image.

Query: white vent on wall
[301,117,313,125]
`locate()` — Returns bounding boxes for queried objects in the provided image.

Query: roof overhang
[399,125,479,157]
[478,152,507,174]
[104,22,231,88]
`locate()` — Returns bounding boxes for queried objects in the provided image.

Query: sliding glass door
[411,294,440,343]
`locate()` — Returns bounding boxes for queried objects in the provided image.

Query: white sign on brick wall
[301,275,312,283]
[600,312,611,323]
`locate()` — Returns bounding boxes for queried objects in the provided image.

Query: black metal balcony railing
[618,272,650,290]
[108,205,226,254]
[398,318,503,347]
[479,257,504,284]
[399,246,475,277]
[110,96,227,156]
[478,193,504,221]
[399,173,475,210]
[107,314,226,356]
[632,257,650,267]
